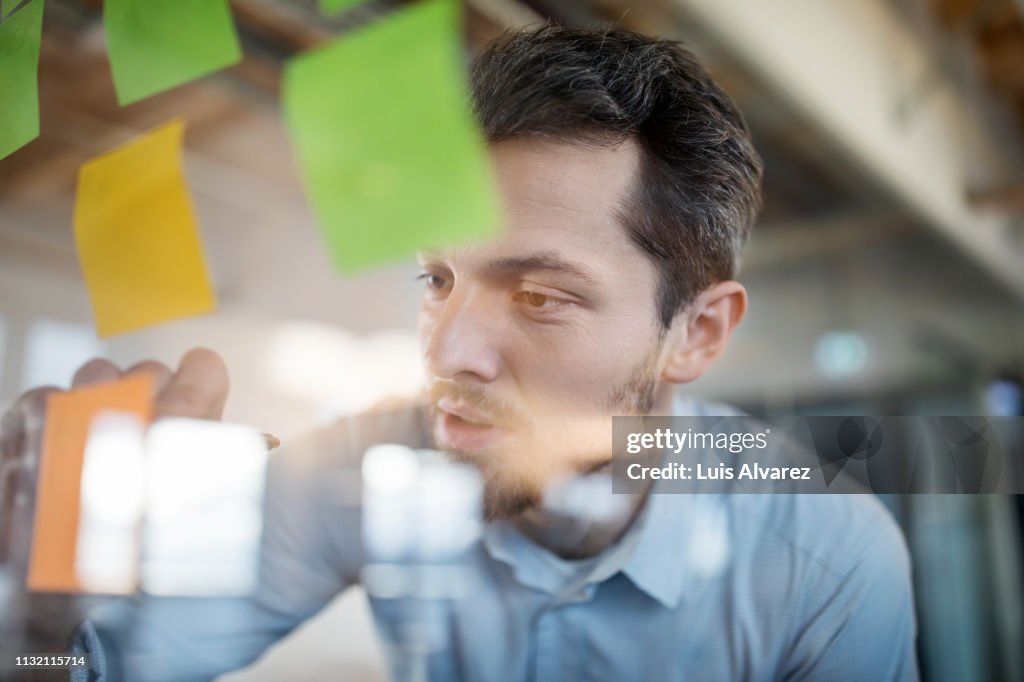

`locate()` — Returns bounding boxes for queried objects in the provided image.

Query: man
[1,24,916,681]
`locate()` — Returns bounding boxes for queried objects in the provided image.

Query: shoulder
[673,396,910,580]
[267,402,434,481]
[730,493,910,582]
[259,403,434,586]
[723,497,918,680]
[725,494,916,671]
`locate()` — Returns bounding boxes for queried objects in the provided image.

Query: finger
[0,386,62,567]
[156,348,229,420]
[71,358,121,389]
[0,386,62,465]
[124,360,173,395]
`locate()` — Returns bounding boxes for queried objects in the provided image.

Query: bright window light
[268,321,423,420]
[983,379,1023,416]
[21,318,106,391]
[76,412,147,594]
[813,330,869,379]
[142,418,267,596]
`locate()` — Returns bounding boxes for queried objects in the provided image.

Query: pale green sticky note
[283,0,498,272]
[0,0,44,161]
[104,0,241,106]
[319,0,364,16]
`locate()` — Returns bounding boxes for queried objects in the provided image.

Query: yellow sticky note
[73,120,216,337]
[27,374,153,593]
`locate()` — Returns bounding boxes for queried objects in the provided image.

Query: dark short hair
[470,24,764,327]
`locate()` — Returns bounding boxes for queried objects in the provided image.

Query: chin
[437,441,539,520]
[481,481,539,521]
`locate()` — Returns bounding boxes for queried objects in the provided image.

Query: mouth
[436,399,504,452]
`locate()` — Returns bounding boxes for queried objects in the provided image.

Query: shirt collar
[482,483,703,608]
[481,503,646,597]
[620,394,732,608]
[618,489,693,608]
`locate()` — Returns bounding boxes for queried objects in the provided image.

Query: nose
[422,286,502,384]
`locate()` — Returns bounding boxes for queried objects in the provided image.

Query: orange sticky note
[73,119,217,338]
[27,374,152,593]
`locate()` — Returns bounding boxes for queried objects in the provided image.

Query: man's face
[418,138,672,518]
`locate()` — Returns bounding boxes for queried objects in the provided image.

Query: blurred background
[1,0,1023,680]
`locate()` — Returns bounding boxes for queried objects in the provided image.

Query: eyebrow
[480,252,600,287]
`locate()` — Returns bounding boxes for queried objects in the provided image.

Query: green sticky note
[283,0,498,272]
[0,0,44,161]
[104,0,241,106]
[319,0,364,15]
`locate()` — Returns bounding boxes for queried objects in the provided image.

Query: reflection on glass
[142,418,267,596]
[20,318,106,391]
[361,446,483,679]
[76,411,146,594]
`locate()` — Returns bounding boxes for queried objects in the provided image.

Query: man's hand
[0,348,229,651]
[1,346,229,559]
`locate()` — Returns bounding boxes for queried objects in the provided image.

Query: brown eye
[522,291,551,307]
[516,290,566,309]
[417,273,450,291]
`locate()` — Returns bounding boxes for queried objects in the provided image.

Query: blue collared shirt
[76,399,917,681]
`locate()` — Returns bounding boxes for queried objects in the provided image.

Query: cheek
[416,306,437,351]
[511,319,660,407]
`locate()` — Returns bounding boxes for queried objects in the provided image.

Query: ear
[661,281,747,385]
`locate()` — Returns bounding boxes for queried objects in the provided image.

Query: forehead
[434,138,651,276]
